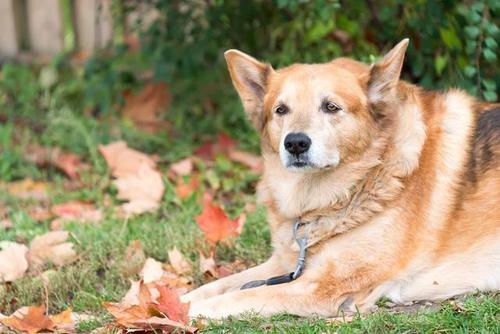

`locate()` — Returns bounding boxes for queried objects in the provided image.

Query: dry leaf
[122,82,170,133]
[169,158,193,177]
[114,163,164,215]
[0,241,29,282]
[175,176,199,199]
[168,247,192,275]
[198,253,218,278]
[51,201,103,228]
[195,133,237,160]
[98,141,157,178]
[119,240,146,277]
[29,231,77,267]
[195,200,246,244]
[0,305,54,334]
[4,178,49,200]
[50,309,75,333]
[1,219,13,230]
[140,258,164,284]
[24,145,87,180]
[104,281,196,333]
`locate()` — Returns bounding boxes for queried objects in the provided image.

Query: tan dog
[182,39,500,318]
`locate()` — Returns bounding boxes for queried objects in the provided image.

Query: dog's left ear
[367,39,409,105]
[224,50,274,129]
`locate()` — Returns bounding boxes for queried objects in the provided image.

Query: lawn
[0,60,499,333]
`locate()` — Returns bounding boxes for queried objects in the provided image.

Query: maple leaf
[168,247,192,275]
[122,82,170,134]
[0,305,54,334]
[28,231,77,267]
[98,141,157,178]
[0,241,29,282]
[169,158,194,177]
[50,201,103,230]
[149,284,190,324]
[114,162,165,215]
[140,258,164,284]
[175,176,199,199]
[195,133,237,160]
[104,281,197,333]
[228,149,263,173]
[195,200,246,244]
[24,144,87,180]
[198,253,218,278]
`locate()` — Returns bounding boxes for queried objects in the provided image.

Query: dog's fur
[182,39,500,318]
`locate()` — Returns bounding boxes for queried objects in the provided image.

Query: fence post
[73,0,113,54]
[27,0,64,55]
[0,0,23,59]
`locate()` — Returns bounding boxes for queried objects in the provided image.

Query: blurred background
[0,0,499,180]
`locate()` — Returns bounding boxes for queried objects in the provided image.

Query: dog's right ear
[224,50,273,129]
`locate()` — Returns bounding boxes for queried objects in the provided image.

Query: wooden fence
[0,0,155,60]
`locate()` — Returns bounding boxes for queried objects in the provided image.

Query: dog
[182,39,500,319]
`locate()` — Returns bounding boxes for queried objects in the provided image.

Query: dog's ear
[367,39,409,106]
[224,50,273,129]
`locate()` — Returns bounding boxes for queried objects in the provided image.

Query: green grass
[0,61,499,334]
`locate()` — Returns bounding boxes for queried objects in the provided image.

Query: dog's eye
[275,104,289,115]
[322,101,341,114]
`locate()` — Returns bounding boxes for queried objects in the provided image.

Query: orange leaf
[175,176,199,199]
[0,306,54,334]
[195,133,237,160]
[149,284,190,324]
[195,200,245,244]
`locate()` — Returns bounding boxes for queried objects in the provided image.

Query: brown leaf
[198,253,218,279]
[98,141,157,178]
[140,258,164,284]
[50,309,75,333]
[51,201,103,227]
[119,240,146,277]
[0,305,54,334]
[114,163,165,215]
[195,200,246,244]
[0,241,29,282]
[28,231,77,267]
[24,145,87,180]
[122,82,170,133]
[4,178,49,200]
[168,247,192,275]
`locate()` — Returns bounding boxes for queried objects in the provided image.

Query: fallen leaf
[119,240,146,277]
[98,141,157,178]
[149,284,189,323]
[28,206,52,222]
[29,231,77,267]
[0,305,54,334]
[0,241,29,282]
[51,201,102,225]
[0,219,13,230]
[175,176,199,199]
[50,309,75,333]
[195,200,246,244]
[169,158,193,177]
[122,82,170,133]
[4,179,49,200]
[195,133,237,160]
[228,149,263,173]
[198,253,218,278]
[24,144,87,180]
[140,258,164,284]
[168,247,192,275]
[114,162,164,215]
[104,281,197,333]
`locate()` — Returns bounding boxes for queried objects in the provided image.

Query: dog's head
[225,39,408,172]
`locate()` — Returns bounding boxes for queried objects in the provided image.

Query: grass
[0,61,499,334]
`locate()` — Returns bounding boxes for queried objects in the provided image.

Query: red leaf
[195,133,237,160]
[149,285,190,324]
[195,199,245,244]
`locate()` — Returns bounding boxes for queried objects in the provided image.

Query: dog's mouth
[286,154,315,170]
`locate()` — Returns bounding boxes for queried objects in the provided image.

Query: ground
[0,63,498,333]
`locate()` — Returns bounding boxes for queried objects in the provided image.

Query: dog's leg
[181,255,284,303]
[188,277,344,319]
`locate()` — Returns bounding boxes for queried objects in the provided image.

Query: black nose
[284,132,311,155]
